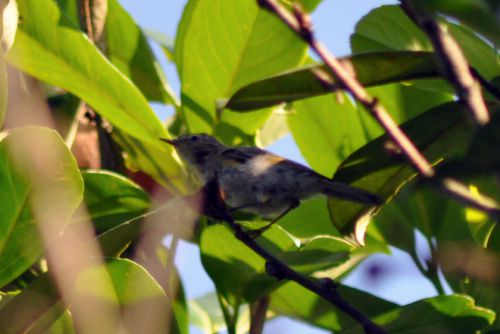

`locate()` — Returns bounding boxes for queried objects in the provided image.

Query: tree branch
[400,1,490,126]
[190,178,387,334]
[256,0,500,222]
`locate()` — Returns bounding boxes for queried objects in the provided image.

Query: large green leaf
[351,5,500,80]
[328,102,477,242]
[200,224,356,309]
[175,0,307,140]
[223,51,441,111]
[410,0,500,46]
[340,295,495,334]
[105,0,178,106]
[270,282,397,332]
[80,170,151,234]
[7,0,167,147]
[0,126,83,289]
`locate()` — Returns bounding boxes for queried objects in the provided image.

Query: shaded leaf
[410,0,500,45]
[340,295,495,334]
[0,127,83,289]
[329,102,478,242]
[224,51,441,111]
[106,0,178,106]
[0,274,65,334]
[80,170,151,234]
[351,5,500,80]
[270,282,397,332]
[200,224,359,309]
[7,0,167,147]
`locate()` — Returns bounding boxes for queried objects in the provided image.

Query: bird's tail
[321,180,382,206]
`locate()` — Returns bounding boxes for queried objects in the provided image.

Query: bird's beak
[160,138,177,146]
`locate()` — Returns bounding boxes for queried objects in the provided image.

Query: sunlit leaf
[176,0,307,141]
[106,0,179,106]
[7,0,167,147]
[0,127,83,289]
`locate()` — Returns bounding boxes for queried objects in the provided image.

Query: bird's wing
[219,148,256,166]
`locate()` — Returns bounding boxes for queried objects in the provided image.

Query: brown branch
[257,0,500,222]
[400,1,490,126]
[250,296,270,334]
[190,178,387,334]
[258,0,433,177]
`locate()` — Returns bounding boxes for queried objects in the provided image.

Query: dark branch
[189,178,387,334]
[400,1,490,125]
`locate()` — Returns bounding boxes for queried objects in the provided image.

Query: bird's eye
[191,135,199,142]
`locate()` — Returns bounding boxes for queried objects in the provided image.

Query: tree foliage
[0,0,499,333]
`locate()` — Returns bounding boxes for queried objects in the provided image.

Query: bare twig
[401,1,490,126]
[257,0,500,222]
[250,297,270,334]
[191,178,387,334]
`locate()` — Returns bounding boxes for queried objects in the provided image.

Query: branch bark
[189,178,387,334]
[400,1,490,126]
[256,0,500,223]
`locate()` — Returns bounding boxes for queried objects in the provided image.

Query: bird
[161,134,381,234]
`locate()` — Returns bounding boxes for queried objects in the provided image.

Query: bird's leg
[247,198,300,239]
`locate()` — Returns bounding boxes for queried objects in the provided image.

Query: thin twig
[192,178,387,334]
[256,0,500,222]
[401,1,490,126]
[250,297,270,334]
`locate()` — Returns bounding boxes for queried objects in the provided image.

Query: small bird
[162,134,381,234]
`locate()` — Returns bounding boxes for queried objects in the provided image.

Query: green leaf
[328,102,476,242]
[0,273,65,334]
[80,170,151,234]
[144,29,175,62]
[351,5,500,80]
[112,129,194,194]
[7,0,167,147]
[176,0,307,139]
[200,224,358,309]
[97,198,197,257]
[0,45,6,128]
[270,282,397,332]
[105,0,179,106]
[289,83,452,178]
[189,292,250,334]
[224,51,441,111]
[410,0,500,46]
[97,258,173,333]
[0,126,83,289]
[340,295,495,334]
[289,92,366,177]
[44,311,75,334]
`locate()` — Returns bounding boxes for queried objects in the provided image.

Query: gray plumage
[162,134,381,220]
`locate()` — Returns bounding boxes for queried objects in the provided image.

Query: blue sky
[119,1,441,333]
